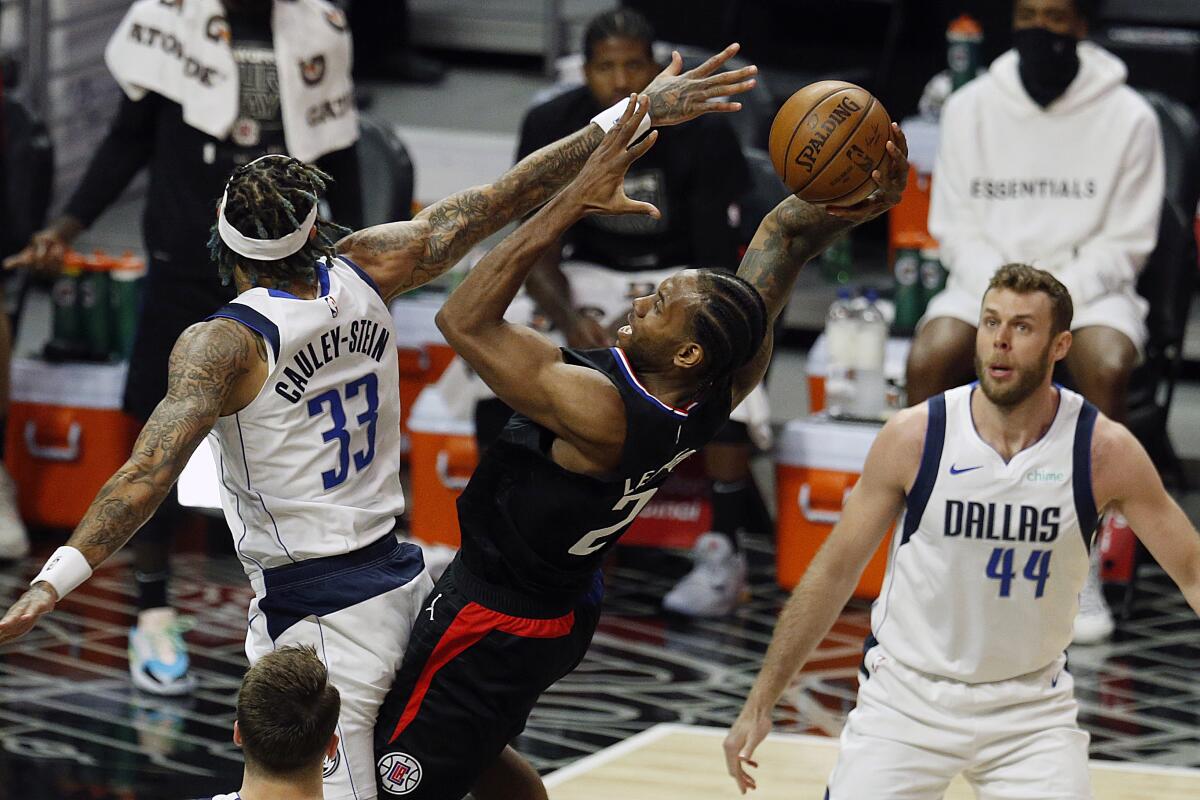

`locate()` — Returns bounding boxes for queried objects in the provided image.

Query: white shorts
[245,536,435,800]
[922,284,1148,360]
[826,644,1092,800]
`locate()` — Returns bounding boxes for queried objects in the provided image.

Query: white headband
[218,154,318,260]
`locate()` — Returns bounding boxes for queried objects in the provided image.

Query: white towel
[104,0,358,163]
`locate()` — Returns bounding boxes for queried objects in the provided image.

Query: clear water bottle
[824,287,856,418]
[851,288,888,419]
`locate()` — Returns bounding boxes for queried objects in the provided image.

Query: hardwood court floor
[0,536,1197,798]
[544,724,1200,800]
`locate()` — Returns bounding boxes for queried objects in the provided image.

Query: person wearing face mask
[906,0,1164,646]
[3,0,364,697]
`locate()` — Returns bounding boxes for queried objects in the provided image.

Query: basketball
[768,80,893,205]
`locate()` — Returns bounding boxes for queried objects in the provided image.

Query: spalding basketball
[768,80,892,205]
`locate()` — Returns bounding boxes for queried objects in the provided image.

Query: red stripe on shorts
[385,601,574,744]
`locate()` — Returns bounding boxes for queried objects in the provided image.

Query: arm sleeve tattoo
[65,320,258,567]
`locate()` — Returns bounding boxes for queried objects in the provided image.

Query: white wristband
[590,97,653,140]
[32,546,93,600]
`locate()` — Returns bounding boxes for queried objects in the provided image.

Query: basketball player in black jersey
[372,97,909,799]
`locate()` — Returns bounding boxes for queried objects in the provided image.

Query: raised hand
[824,122,910,222]
[0,583,58,645]
[645,43,758,126]
[565,94,661,219]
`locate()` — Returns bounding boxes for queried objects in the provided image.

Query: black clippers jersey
[456,346,733,600]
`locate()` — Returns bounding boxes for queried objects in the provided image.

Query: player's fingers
[625,129,657,161]
[891,121,909,158]
[705,78,756,100]
[624,199,661,219]
[706,63,758,87]
[687,42,740,79]
[701,101,743,115]
[653,50,683,82]
[615,94,649,142]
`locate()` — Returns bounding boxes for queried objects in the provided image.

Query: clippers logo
[322,748,341,778]
[205,15,231,43]
[378,752,422,794]
[300,55,327,86]
[326,295,339,318]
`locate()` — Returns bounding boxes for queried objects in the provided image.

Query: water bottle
[824,288,856,418]
[851,289,888,419]
[947,14,983,91]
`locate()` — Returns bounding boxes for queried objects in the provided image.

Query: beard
[974,346,1053,408]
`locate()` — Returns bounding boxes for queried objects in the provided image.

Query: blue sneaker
[129,607,195,695]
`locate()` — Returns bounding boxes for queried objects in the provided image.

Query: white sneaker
[1073,533,1115,645]
[129,607,195,695]
[662,532,748,617]
[0,464,29,560]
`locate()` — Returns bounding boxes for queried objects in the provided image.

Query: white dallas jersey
[207,256,402,580]
[871,384,1098,683]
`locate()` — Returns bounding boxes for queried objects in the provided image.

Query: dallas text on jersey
[274,319,391,403]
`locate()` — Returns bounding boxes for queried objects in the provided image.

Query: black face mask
[223,0,271,16]
[1013,27,1080,108]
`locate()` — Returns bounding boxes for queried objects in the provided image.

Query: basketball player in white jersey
[0,45,758,800]
[725,264,1200,799]
[210,644,341,800]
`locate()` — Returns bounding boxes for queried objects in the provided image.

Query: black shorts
[373,554,603,799]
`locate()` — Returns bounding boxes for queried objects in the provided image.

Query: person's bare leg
[905,317,977,406]
[470,746,547,800]
[1062,326,1137,424]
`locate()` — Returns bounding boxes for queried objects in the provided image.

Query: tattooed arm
[730,124,910,406]
[0,319,265,643]
[336,44,758,303]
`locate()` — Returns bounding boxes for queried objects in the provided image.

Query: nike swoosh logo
[949,464,983,475]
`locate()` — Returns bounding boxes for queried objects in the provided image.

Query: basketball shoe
[129,607,195,695]
[1072,522,1115,645]
[663,532,748,617]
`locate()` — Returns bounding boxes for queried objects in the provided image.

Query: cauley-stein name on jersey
[275,319,390,403]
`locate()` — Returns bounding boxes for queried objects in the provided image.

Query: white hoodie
[929,41,1164,309]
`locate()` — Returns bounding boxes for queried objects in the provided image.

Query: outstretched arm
[337,45,758,302]
[722,405,923,794]
[730,124,909,405]
[435,96,660,467]
[1094,417,1200,616]
[0,320,263,643]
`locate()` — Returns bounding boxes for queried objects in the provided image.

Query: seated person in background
[905,0,1164,645]
[497,8,766,617]
[210,645,341,800]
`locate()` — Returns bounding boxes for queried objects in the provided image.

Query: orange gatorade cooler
[407,384,477,546]
[775,417,895,598]
[390,293,455,453]
[5,358,139,528]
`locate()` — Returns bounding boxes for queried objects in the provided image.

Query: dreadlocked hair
[691,269,768,389]
[582,8,655,62]
[209,156,352,287]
